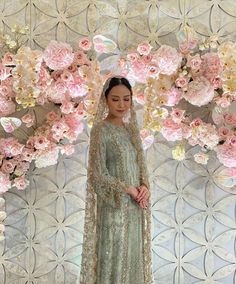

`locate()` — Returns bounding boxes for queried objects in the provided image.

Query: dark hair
[104,77,132,98]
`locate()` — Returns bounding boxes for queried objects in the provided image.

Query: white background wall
[0,1,235,283]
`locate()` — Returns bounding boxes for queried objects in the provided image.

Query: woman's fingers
[139,199,148,209]
[136,188,145,201]
[136,187,149,202]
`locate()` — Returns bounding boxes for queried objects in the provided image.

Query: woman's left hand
[135,184,150,203]
[138,198,148,209]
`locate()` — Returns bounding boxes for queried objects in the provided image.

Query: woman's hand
[135,184,150,203]
[126,186,139,200]
[138,198,148,209]
[127,185,149,209]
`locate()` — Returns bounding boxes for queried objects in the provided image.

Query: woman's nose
[118,100,124,108]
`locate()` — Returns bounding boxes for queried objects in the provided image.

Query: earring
[123,109,131,122]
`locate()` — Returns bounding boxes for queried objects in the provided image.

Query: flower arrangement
[0,24,236,240]
[120,27,236,173]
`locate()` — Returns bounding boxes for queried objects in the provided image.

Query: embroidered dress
[79,120,153,284]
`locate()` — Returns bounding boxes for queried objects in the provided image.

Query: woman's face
[106,84,131,118]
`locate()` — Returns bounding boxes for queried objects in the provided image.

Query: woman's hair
[104,77,133,98]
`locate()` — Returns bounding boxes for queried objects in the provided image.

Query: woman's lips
[116,110,125,112]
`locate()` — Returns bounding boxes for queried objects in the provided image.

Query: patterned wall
[0,0,236,283]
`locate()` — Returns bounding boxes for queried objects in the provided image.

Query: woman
[79,76,153,284]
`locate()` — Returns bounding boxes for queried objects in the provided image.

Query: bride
[79,76,153,284]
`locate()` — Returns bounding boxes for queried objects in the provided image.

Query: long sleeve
[127,122,150,190]
[139,149,150,190]
[87,123,129,208]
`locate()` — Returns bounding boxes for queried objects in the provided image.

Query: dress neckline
[102,120,127,129]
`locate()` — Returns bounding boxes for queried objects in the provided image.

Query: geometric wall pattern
[0,0,235,283]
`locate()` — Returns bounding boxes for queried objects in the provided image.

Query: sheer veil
[79,76,153,284]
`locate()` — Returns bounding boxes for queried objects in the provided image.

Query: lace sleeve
[87,123,129,208]
[140,149,150,190]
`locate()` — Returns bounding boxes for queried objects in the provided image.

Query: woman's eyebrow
[111,94,131,98]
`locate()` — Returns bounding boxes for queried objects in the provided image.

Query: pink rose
[0,85,11,97]
[148,64,159,77]
[175,76,189,88]
[190,118,203,128]
[135,93,146,105]
[128,60,147,83]
[78,37,92,51]
[21,147,34,162]
[117,58,127,68]
[216,144,236,167]
[215,96,231,108]
[60,100,74,114]
[182,124,191,139]
[184,76,214,106]
[153,45,182,75]
[137,42,153,56]
[210,76,222,89]
[43,40,74,70]
[2,52,15,65]
[227,135,236,147]
[73,51,88,65]
[1,160,15,174]
[194,152,209,165]
[200,52,223,85]
[13,175,29,190]
[224,112,236,125]
[1,76,13,87]
[22,114,35,128]
[0,171,11,193]
[39,65,51,82]
[166,87,183,106]
[127,52,139,62]
[67,82,87,98]
[54,79,67,94]
[170,108,185,123]
[179,40,197,54]
[26,137,35,148]
[187,54,202,70]
[160,118,183,141]
[46,111,59,123]
[0,96,15,116]
[64,113,84,133]
[36,94,47,105]
[67,63,78,73]
[143,54,153,63]
[60,70,74,83]
[47,87,65,103]
[52,120,69,135]
[34,136,50,150]
[11,144,24,156]
[218,127,232,140]
[51,70,62,81]
[17,161,30,172]
[179,41,190,54]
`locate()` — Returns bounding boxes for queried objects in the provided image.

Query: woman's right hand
[126,186,139,200]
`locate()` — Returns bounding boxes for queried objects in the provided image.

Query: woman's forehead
[108,84,131,95]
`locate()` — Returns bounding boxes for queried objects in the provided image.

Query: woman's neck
[104,115,124,126]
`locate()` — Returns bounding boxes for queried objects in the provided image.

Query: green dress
[79,120,153,284]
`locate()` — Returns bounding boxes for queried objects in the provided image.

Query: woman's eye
[112,98,130,102]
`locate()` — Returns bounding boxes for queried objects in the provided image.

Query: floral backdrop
[0,1,236,283]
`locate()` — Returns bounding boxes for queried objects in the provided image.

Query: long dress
[79,120,153,284]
